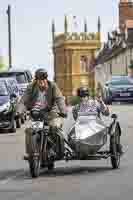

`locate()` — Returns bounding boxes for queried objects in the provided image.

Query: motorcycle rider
[16,68,67,161]
[72,87,109,121]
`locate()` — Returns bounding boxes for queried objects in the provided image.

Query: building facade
[52,16,101,99]
[95,0,133,89]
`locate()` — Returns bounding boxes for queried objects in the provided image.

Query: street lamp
[6,5,12,68]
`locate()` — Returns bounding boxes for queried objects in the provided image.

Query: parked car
[0,77,27,123]
[103,76,133,104]
[0,69,32,96]
[0,79,21,132]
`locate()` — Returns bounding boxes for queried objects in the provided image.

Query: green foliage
[128,60,133,69]
[0,63,7,72]
[90,88,96,98]
[69,96,80,106]
[0,63,4,69]
[68,88,97,105]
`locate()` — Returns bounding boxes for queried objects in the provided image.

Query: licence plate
[120,93,130,96]
[32,121,43,129]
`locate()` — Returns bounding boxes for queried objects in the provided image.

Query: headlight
[0,102,10,113]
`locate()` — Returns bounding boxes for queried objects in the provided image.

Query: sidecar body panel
[68,112,108,157]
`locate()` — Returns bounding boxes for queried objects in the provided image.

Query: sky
[0,0,120,80]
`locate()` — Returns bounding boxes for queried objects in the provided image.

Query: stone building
[52,16,101,99]
[95,0,133,89]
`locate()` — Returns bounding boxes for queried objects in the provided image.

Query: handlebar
[58,112,67,118]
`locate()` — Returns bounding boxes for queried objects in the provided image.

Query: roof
[0,77,17,80]
[0,69,31,74]
[96,31,133,65]
[9,68,31,73]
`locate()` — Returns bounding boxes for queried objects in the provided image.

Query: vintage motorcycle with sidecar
[24,107,122,178]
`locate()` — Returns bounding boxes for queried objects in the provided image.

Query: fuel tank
[68,112,108,157]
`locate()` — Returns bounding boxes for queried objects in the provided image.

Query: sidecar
[66,112,121,169]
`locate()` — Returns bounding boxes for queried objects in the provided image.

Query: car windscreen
[0,72,27,83]
[15,73,27,83]
[110,78,133,86]
[0,82,8,96]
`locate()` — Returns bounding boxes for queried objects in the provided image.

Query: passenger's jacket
[16,80,67,119]
[72,99,109,121]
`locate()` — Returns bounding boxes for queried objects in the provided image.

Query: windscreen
[0,72,27,83]
[0,82,8,96]
[15,73,27,83]
[110,78,133,86]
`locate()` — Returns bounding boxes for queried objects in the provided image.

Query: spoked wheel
[29,156,40,178]
[28,134,41,178]
[110,125,121,169]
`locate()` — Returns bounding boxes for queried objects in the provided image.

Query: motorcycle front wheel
[28,134,41,178]
[29,156,40,178]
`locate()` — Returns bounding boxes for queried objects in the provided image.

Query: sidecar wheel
[110,125,120,169]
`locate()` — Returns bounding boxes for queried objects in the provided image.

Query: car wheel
[21,114,25,124]
[16,117,21,128]
[24,113,27,121]
[47,162,55,170]
[9,118,16,133]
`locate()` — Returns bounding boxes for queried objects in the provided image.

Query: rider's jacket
[72,99,109,121]
[16,80,67,120]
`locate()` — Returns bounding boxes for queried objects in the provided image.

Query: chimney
[119,0,133,33]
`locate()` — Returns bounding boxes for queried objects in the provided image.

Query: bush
[90,88,96,98]
[128,60,133,69]
[69,96,80,106]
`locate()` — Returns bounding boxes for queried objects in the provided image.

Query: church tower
[52,16,101,100]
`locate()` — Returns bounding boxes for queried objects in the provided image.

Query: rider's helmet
[35,68,48,80]
[77,87,90,97]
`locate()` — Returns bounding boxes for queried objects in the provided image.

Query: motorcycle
[24,108,122,178]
